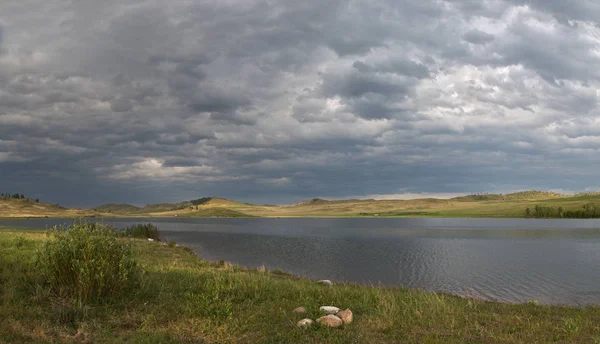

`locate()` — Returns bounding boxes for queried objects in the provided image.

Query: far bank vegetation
[526,203,600,218]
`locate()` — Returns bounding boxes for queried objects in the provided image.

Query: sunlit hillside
[5,191,600,218]
[0,197,93,218]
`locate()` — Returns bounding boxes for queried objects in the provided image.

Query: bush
[526,203,600,218]
[119,223,161,241]
[34,221,142,306]
[190,197,213,206]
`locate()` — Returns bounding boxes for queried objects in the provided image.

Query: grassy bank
[2,228,600,343]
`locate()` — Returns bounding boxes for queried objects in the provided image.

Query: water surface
[3,217,600,306]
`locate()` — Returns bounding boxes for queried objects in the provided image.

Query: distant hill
[94,202,190,214]
[504,191,564,199]
[140,202,190,213]
[0,197,91,218]
[177,207,257,218]
[94,204,141,213]
[292,198,374,206]
[293,198,329,206]
[92,197,255,217]
[452,191,564,202]
[5,190,600,218]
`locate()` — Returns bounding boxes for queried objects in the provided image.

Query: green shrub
[167,240,176,248]
[119,223,161,241]
[526,203,600,218]
[189,197,213,205]
[34,221,142,306]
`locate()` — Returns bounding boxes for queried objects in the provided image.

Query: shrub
[167,240,177,248]
[34,221,142,306]
[190,197,213,206]
[526,203,600,218]
[119,223,161,241]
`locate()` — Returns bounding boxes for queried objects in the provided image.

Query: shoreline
[2,227,597,307]
[2,227,600,342]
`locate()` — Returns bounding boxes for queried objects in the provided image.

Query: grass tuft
[33,221,142,306]
[118,223,161,241]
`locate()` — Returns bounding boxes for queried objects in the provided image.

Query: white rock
[317,279,333,286]
[147,238,155,242]
[319,306,340,314]
[336,309,353,324]
[316,315,343,328]
[296,318,314,328]
[293,306,306,314]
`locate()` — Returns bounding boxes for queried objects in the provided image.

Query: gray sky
[1,0,600,206]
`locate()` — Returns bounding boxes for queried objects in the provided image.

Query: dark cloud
[0,0,599,206]
[463,29,495,45]
[505,0,600,24]
[110,98,133,112]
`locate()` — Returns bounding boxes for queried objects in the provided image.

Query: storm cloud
[1,0,600,206]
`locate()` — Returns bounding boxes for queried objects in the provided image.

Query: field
[2,228,600,343]
[6,191,600,218]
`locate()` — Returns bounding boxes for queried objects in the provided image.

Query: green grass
[177,207,257,218]
[34,222,142,306]
[119,223,162,240]
[3,229,600,343]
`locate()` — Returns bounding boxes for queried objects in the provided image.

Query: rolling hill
[0,197,94,218]
[93,204,141,213]
[5,191,600,218]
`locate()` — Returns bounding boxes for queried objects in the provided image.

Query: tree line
[1,193,40,203]
[189,197,212,205]
[526,204,600,218]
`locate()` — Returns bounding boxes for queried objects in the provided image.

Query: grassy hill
[92,198,259,217]
[238,191,600,218]
[93,204,141,213]
[94,202,193,215]
[5,191,600,218]
[0,197,94,218]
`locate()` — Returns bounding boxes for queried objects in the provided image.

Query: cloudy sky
[1,0,600,206]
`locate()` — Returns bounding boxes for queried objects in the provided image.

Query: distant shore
[5,191,600,219]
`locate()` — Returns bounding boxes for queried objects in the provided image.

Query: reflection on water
[3,217,600,305]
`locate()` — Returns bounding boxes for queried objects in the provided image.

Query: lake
[3,217,600,306]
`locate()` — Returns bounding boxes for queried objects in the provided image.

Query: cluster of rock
[295,305,353,329]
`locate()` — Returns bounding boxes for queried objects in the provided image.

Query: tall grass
[118,223,161,241]
[34,222,142,306]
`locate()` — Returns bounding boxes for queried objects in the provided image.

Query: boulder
[296,318,314,328]
[316,315,343,328]
[147,238,155,242]
[319,306,340,314]
[293,306,306,314]
[317,279,333,286]
[336,309,353,324]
